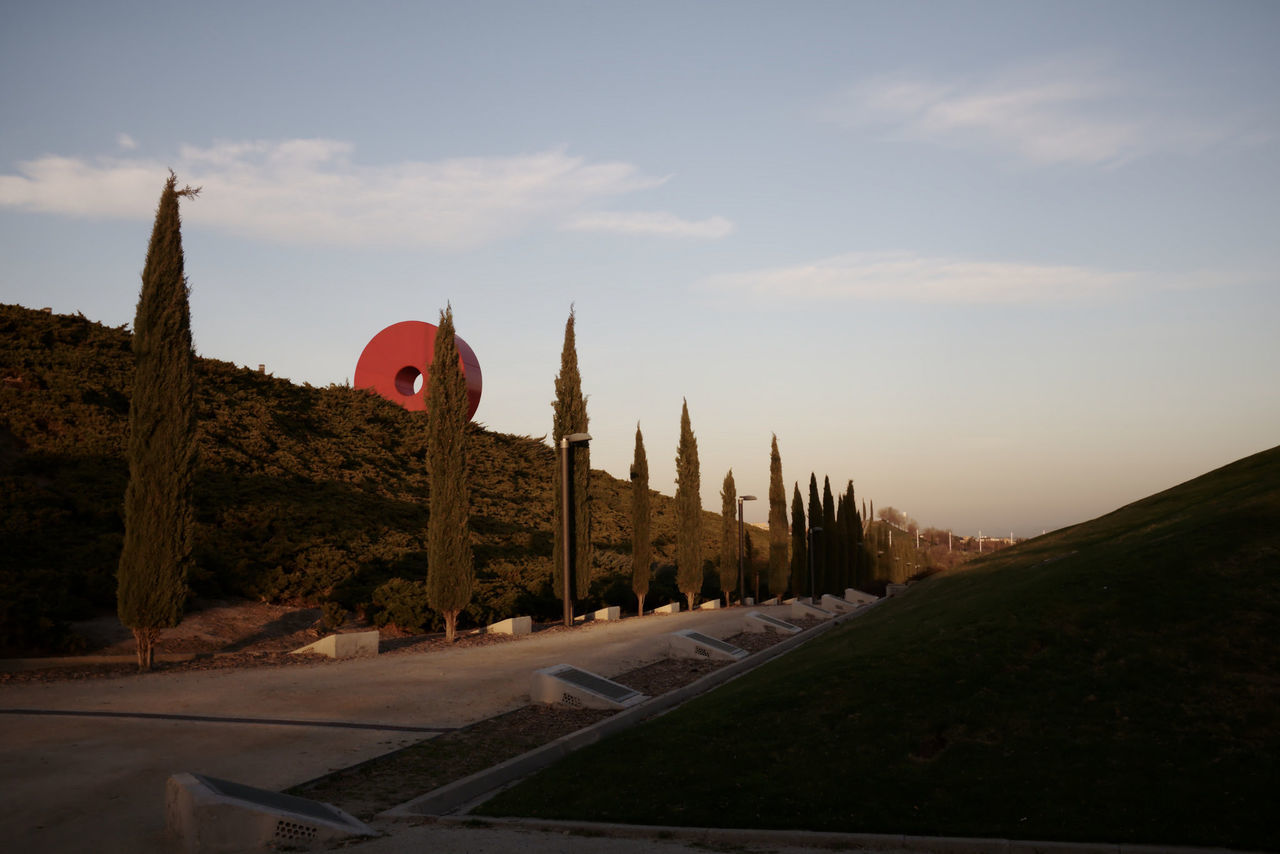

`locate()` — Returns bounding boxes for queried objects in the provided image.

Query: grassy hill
[479,445,1280,850]
[0,304,751,652]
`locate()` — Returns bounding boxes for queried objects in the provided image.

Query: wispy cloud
[116,133,138,151]
[702,251,1234,305]
[832,58,1264,167]
[563,210,733,239]
[0,140,724,249]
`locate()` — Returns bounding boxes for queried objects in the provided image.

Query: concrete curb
[418,815,1254,854]
[380,602,880,820]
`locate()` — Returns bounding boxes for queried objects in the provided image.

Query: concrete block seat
[667,629,748,662]
[791,600,835,620]
[743,610,802,634]
[530,664,647,710]
[290,630,379,659]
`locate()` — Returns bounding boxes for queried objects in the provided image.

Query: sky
[2,0,1278,537]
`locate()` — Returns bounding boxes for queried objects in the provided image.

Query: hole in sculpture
[394,366,423,396]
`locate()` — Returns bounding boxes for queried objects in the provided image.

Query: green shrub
[371,578,431,632]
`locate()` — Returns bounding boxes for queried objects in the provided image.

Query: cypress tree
[790,482,807,597]
[425,305,473,642]
[767,434,789,599]
[807,473,821,596]
[719,469,737,606]
[835,492,850,593]
[674,399,702,611]
[118,171,199,672]
[845,480,865,590]
[630,424,651,617]
[821,476,837,597]
[552,309,591,603]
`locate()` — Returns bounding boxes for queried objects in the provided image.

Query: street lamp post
[736,495,757,605]
[560,432,591,627]
[807,526,823,603]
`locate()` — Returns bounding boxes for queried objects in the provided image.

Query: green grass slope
[480,446,1280,850]
[0,304,743,651]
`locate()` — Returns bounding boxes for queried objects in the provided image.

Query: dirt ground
[3,599,822,685]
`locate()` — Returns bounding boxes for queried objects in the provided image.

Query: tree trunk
[132,627,159,672]
[444,611,458,643]
[636,592,645,617]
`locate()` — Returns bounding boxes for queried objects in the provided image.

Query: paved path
[0,606,779,853]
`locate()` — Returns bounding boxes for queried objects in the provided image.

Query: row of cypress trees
[114,173,485,661]
[114,173,875,660]
[795,474,870,597]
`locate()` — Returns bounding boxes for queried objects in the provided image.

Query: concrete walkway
[0,606,784,853]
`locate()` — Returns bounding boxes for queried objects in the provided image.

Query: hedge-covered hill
[0,304,743,652]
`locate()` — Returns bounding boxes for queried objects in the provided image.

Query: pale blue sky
[3,1,1277,535]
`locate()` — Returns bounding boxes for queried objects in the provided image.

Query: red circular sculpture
[354,321,482,420]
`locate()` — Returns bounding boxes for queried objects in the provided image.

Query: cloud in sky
[563,210,733,239]
[0,140,724,250]
[835,58,1259,167]
[700,251,1235,305]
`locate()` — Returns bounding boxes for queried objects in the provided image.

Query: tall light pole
[807,526,823,602]
[560,432,591,627]
[737,494,757,604]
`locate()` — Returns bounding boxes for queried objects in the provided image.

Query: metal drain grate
[554,666,641,703]
[682,631,743,656]
[531,664,648,710]
[194,774,356,826]
[668,629,748,662]
[275,819,318,842]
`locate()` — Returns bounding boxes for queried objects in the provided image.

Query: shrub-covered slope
[0,304,738,651]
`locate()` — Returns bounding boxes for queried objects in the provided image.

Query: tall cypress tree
[821,476,837,597]
[845,480,865,590]
[719,469,737,606]
[118,172,199,672]
[790,482,807,597]
[630,424,651,617]
[552,309,591,603]
[807,473,821,596]
[425,305,473,642]
[675,399,702,611]
[767,434,789,599]
[835,492,850,593]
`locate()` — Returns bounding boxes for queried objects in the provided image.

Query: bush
[371,578,431,632]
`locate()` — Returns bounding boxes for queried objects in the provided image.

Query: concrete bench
[790,600,835,620]
[290,630,379,659]
[488,616,532,636]
[667,629,748,662]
